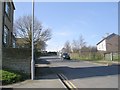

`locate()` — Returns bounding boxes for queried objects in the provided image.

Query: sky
[14,1,118,51]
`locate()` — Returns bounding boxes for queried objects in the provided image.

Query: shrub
[0,69,29,85]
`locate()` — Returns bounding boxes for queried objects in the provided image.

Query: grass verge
[70,53,120,65]
[93,60,120,65]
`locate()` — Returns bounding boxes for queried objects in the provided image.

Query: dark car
[61,53,70,60]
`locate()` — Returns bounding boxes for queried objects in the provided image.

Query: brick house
[97,33,120,53]
[0,1,31,74]
[0,0,15,48]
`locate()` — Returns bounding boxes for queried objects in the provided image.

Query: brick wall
[106,35,119,52]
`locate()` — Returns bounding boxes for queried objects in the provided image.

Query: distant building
[0,0,15,48]
[97,33,120,52]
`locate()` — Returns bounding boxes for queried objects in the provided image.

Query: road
[36,55,119,88]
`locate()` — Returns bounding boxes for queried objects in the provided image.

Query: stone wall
[2,48,31,74]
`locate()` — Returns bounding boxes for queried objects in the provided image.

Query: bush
[0,69,29,85]
[90,52,103,60]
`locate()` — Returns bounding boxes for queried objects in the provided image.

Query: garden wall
[2,48,31,75]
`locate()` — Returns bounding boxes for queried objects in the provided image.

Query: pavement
[1,74,66,88]
[1,58,67,89]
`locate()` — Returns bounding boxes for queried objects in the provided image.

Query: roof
[96,33,117,45]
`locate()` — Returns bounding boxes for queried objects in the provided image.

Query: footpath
[1,63,67,89]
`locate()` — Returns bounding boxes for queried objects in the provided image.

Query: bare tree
[78,35,85,54]
[64,40,71,53]
[78,35,86,50]
[71,35,86,54]
[71,39,79,53]
[35,41,47,51]
[14,15,52,49]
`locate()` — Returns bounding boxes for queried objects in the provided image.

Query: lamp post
[31,0,35,80]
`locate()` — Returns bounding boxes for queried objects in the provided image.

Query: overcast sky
[14,1,118,51]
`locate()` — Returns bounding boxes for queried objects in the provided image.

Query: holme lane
[38,55,119,88]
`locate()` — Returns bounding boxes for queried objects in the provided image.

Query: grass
[70,53,120,65]
[70,53,103,61]
[0,69,29,85]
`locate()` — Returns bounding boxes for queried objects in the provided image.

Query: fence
[104,52,120,61]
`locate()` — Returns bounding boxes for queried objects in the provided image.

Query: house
[1,1,32,75]
[0,0,15,48]
[16,38,30,48]
[97,33,120,53]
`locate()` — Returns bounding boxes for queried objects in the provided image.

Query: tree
[35,41,47,51]
[14,15,52,49]
[71,39,79,53]
[78,35,86,50]
[78,35,86,54]
[63,40,71,53]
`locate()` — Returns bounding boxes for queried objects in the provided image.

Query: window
[4,26,9,46]
[5,2,11,18]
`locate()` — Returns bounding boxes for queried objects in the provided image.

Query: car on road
[61,53,70,60]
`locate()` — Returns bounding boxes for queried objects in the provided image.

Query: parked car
[61,53,70,60]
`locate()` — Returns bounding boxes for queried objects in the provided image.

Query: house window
[5,2,11,18]
[4,26,9,46]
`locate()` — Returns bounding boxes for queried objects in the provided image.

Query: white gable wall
[97,40,106,51]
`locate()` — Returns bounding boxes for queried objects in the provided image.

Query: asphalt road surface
[36,55,119,88]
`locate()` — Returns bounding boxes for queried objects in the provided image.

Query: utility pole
[31,0,35,80]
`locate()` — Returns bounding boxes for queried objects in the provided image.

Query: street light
[31,0,35,80]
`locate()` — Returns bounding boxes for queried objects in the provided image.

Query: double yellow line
[58,73,78,90]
